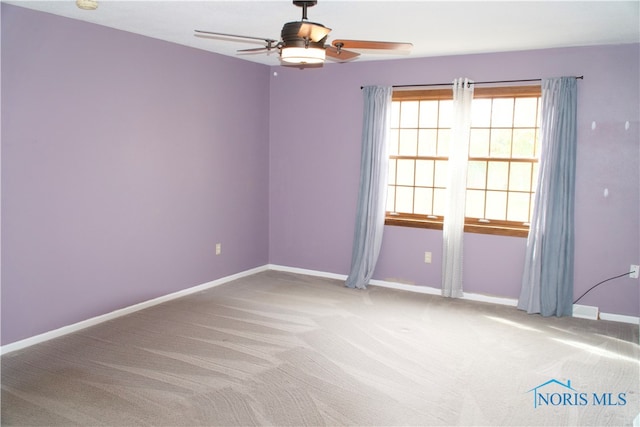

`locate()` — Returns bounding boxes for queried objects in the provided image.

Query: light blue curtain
[518,77,577,317]
[346,86,392,289]
[442,78,474,298]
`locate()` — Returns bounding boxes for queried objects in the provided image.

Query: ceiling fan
[195,0,412,66]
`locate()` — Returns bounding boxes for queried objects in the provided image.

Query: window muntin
[386,86,541,237]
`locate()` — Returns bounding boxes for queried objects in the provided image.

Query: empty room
[1,1,639,426]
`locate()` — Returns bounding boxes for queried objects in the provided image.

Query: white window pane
[418,100,439,128]
[388,129,399,156]
[471,98,491,127]
[386,186,396,212]
[507,192,530,222]
[400,101,419,128]
[399,129,418,156]
[513,97,539,127]
[415,160,434,187]
[396,186,414,213]
[388,159,397,185]
[433,188,447,216]
[466,189,485,218]
[414,187,433,215]
[437,129,450,156]
[534,130,541,158]
[390,102,401,128]
[490,129,512,157]
[486,191,507,220]
[396,159,415,186]
[434,160,449,188]
[509,162,532,191]
[469,129,490,157]
[487,161,508,190]
[418,129,437,156]
[512,129,536,158]
[491,98,514,127]
[467,161,487,189]
[438,100,453,127]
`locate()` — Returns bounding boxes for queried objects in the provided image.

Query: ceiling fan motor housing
[281,21,327,49]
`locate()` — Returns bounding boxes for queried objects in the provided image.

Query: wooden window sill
[385,217,529,238]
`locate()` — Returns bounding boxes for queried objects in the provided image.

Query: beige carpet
[2,270,639,426]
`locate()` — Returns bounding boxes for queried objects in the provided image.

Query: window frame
[386,85,542,238]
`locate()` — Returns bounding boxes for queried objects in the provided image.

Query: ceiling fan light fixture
[76,0,98,10]
[280,46,325,64]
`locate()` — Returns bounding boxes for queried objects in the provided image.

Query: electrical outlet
[215,243,221,256]
[424,252,432,264]
[630,265,639,279]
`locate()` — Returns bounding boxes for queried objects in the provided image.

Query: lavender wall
[2,5,638,349]
[269,45,640,317]
[1,4,270,345]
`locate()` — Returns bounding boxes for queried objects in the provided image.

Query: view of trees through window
[387,86,541,235]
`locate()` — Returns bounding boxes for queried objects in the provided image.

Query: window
[386,86,541,237]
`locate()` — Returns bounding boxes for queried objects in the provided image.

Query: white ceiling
[5,0,640,66]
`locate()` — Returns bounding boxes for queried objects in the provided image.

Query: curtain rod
[360,76,583,90]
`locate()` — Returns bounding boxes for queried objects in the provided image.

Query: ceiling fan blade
[332,39,413,51]
[195,30,277,45]
[296,22,331,42]
[325,46,360,62]
[237,47,271,53]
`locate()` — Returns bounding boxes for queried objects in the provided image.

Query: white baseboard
[600,312,640,325]
[0,265,269,355]
[269,264,518,306]
[269,264,639,324]
[3,263,638,354]
[369,278,441,296]
[267,264,347,281]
